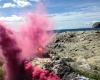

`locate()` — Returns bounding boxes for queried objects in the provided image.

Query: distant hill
[92,22,100,28]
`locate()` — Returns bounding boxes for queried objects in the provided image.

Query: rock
[92,22,100,28]
[62,73,89,80]
[32,58,51,68]
[74,76,89,80]
[45,58,77,79]
[62,73,77,80]
[47,30,100,79]
[78,63,91,70]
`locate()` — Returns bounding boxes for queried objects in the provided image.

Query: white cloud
[0,0,32,8]
[29,0,41,2]
[0,15,23,22]
[0,15,25,30]
[2,3,16,8]
[49,11,100,29]
[0,11,100,30]
[13,0,32,7]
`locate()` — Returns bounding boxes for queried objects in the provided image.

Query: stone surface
[47,30,100,80]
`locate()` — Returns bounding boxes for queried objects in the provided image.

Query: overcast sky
[0,0,100,30]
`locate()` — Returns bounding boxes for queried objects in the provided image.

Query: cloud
[2,3,16,8]
[29,0,41,2]
[0,15,25,30]
[0,0,32,8]
[13,0,32,7]
[0,15,23,22]
[50,11,100,29]
[0,11,100,30]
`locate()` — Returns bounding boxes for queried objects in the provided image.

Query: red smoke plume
[18,12,54,59]
[0,3,60,80]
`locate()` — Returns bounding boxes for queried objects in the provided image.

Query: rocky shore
[45,30,100,80]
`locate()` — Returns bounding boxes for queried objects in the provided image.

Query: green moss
[74,69,100,80]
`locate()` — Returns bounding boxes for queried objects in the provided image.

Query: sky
[0,0,100,30]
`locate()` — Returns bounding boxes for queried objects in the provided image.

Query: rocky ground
[45,30,100,80]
